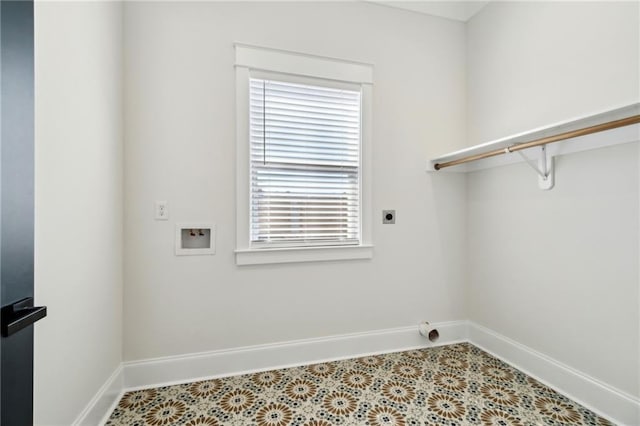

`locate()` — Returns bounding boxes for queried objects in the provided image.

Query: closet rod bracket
[515,145,554,190]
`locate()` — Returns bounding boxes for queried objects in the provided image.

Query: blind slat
[251,132,359,145]
[251,120,360,135]
[250,144,359,156]
[252,194,359,200]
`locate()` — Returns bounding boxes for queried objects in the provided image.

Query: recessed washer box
[175,223,216,256]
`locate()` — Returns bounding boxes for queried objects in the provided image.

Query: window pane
[249,78,361,245]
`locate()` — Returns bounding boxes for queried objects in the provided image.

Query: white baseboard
[122,320,467,390]
[468,321,640,426]
[73,320,639,426]
[72,364,124,426]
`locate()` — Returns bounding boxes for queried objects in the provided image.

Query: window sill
[235,244,373,266]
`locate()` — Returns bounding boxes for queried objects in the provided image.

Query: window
[235,45,373,265]
[249,77,361,247]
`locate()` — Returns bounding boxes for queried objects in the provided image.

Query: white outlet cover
[155,201,169,220]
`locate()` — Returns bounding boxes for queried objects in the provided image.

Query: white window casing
[235,44,373,265]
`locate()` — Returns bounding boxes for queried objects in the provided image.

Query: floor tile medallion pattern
[107,343,612,426]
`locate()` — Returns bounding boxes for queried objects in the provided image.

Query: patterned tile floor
[106,343,613,426]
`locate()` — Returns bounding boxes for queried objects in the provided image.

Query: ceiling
[369,1,489,22]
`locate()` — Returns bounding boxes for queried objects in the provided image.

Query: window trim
[235,44,373,265]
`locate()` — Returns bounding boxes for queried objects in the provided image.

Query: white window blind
[249,77,362,247]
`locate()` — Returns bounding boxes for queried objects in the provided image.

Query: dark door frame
[1,2,46,425]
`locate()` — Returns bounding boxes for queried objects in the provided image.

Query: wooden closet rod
[434,114,640,170]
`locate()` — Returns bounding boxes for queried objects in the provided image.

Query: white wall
[34,2,123,424]
[25,0,639,422]
[468,143,639,396]
[466,1,639,398]
[467,1,640,145]
[123,1,467,361]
